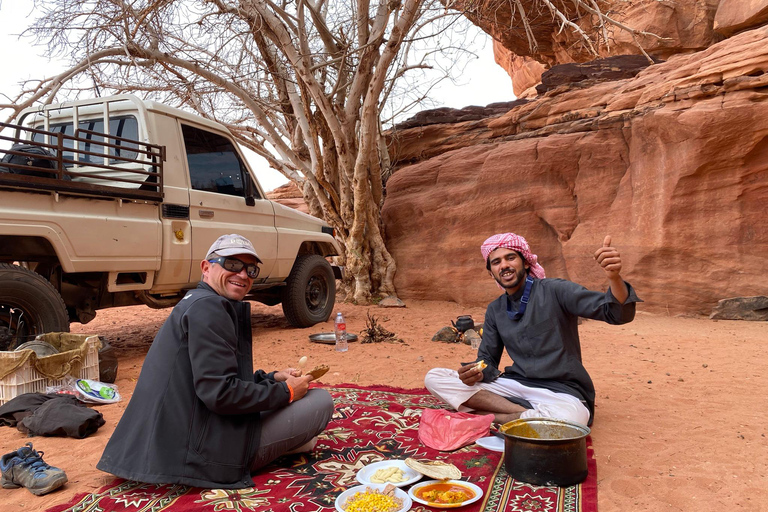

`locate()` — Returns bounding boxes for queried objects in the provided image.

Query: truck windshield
[32,116,140,166]
[182,124,254,198]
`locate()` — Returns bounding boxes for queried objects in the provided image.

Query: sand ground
[1,300,766,511]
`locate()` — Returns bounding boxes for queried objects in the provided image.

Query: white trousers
[424,368,590,426]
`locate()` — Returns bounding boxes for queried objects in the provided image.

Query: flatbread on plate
[405,458,462,480]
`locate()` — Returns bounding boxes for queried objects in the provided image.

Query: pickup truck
[0,95,341,350]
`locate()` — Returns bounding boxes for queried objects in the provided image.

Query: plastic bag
[418,408,494,451]
[45,377,80,399]
[47,376,121,404]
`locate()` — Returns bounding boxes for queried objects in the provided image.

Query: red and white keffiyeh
[480,233,546,279]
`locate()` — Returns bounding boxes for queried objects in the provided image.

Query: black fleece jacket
[97,282,291,488]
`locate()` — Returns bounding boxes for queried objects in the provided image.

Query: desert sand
[1,300,766,511]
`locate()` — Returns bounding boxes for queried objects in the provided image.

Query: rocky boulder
[381,26,768,316]
[710,296,768,321]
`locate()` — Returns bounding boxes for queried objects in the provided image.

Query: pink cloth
[418,408,494,451]
[480,233,546,279]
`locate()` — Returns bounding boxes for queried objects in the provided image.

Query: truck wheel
[282,254,336,328]
[0,263,69,350]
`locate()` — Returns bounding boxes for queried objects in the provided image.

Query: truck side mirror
[242,170,257,206]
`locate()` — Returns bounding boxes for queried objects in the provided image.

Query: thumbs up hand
[594,234,622,279]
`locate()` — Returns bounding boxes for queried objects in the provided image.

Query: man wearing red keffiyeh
[425,233,641,426]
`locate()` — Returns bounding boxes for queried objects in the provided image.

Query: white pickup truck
[0,95,341,349]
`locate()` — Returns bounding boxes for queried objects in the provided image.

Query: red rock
[715,0,768,36]
[493,43,545,96]
[535,55,661,94]
[456,0,720,97]
[265,182,309,214]
[381,27,768,316]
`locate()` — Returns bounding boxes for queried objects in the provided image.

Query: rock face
[382,26,768,316]
[535,55,662,94]
[715,0,768,36]
[493,43,546,96]
[387,100,529,168]
[454,0,720,65]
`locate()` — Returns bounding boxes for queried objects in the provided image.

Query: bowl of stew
[408,479,482,508]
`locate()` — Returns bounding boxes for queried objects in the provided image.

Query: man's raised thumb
[603,235,611,247]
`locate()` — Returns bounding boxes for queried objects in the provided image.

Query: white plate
[356,459,422,487]
[408,479,483,509]
[476,435,505,452]
[335,483,412,512]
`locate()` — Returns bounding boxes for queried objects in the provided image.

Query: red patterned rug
[46,385,596,512]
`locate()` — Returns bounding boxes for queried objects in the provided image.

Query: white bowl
[335,483,411,512]
[408,479,483,508]
[356,459,422,487]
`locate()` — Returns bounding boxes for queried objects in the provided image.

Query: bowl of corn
[335,483,411,512]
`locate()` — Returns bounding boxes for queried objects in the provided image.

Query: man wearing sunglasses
[98,234,334,489]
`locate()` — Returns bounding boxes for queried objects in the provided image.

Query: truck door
[181,123,278,281]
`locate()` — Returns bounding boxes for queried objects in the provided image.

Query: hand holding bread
[306,364,330,380]
[458,360,486,385]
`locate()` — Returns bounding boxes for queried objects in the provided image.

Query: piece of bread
[405,458,462,480]
[474,360,487,371]
[306,364,330,380]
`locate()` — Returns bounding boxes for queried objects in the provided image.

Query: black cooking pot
[452,315,475,333]
[500,418,590,487]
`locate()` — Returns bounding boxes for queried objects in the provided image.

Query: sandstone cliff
[382,25,768,316]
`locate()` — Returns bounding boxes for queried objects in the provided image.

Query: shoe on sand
[1,443,68,496]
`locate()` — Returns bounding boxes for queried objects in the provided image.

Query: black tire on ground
[0,262,69,350]
[281,254,336,328]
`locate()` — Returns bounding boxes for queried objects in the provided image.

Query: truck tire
[281,254,336,328]
[0,263,69,350]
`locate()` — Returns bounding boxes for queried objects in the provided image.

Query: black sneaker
[0,443,68,496]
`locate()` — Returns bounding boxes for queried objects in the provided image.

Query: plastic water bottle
[334,312,348,352]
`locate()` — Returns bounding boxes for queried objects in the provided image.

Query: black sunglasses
[208,256,260,278]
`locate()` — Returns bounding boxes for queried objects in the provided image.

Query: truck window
[32,116,140,166]
[182,124,250,197]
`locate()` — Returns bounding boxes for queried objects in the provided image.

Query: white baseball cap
[206,234,262,263]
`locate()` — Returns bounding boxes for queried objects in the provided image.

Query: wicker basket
[0,333,101,405]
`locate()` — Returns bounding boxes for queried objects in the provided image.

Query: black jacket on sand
[97,282,291,488]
